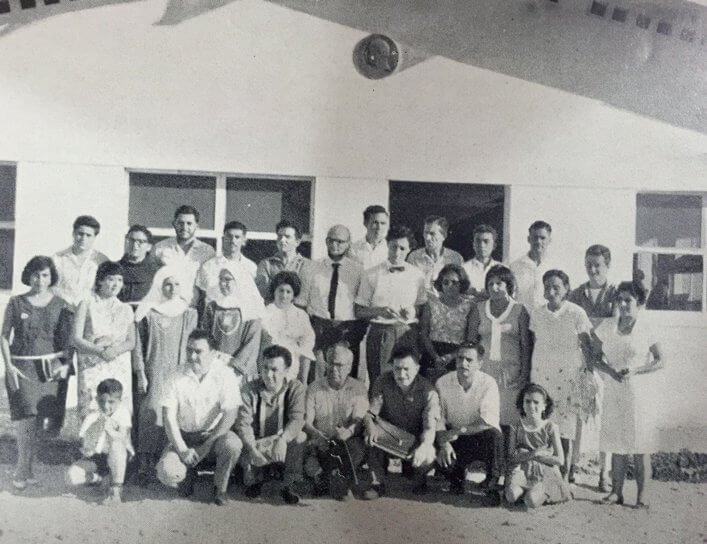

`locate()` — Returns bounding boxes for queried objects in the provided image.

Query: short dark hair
[363,205,388,224]
[457,341,485,358]
[126,224,153,244]
[585,244,611,266]
[73,215,101,235]
[424,215,449,237]
[270,271,301,299]
[473,224,498,241]
[616,280,648,307]
[275,220,302,240]
[224,221,248,235]
[529,220,552,234]
[485,264,516,297]
[516,383,554,419]
[433,264,470,294]
[174,205,199,223]
[542,269,570,293]
[21,256,59,287]
[96,378,123,397]
[187,328,217,350]
[386,225,416,249]
[390,346,420,364]
[94,261,124,290]
[262,344,293,368]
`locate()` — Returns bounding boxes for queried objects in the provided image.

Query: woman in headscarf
[201,262,264,380]
[133,265,198,484]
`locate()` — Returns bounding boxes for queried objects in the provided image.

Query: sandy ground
[0,462,705,544]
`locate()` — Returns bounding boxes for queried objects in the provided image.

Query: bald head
[325,224,351,260]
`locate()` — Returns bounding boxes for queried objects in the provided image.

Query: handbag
[367,412,416,459]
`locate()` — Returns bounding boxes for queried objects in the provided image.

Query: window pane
[0,229,14,289]
[129,173,216,230]
[0,164,16,222]
[634,252,703,311]
[226,178,311,234]
[636,194,702,249]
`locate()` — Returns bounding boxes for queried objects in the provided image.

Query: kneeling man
[435,342,504,498]
[157,329,242,506]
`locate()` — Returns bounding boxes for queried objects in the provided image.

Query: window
[634,193,706,312]
[128,171,313,263]
[389,181,506,261]
[0,163,16,290]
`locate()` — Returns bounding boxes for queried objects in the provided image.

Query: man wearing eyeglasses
[118,225,161,308]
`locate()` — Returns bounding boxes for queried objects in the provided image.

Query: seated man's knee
[295,431,308,445]
[524,484,545,508]
[505,485,523,503]
[216,432,243,460]
[156,450,188,488]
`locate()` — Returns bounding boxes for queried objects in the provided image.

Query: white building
[0,0,705,448]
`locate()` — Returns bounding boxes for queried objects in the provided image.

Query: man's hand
[272,436,288,463]
[178,448,199,466]
[51,364,71,381]
[136,371,149,394]
[248,447,270,467]
[364,419,380,446]
[412,442,435,468]
[436,441,456,469]
[101,346,119,362]
[334,426,353,442]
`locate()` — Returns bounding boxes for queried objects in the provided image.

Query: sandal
[12,479,27,491]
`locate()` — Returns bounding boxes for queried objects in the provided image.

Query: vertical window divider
[702,194,707,313]
[214,174,227,254]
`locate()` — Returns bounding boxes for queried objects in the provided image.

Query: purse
[367,412,417,459]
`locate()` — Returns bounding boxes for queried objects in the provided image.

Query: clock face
[353,34,399,79]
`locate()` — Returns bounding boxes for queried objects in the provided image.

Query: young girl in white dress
[529,269,596,479]
[261,271,315,382]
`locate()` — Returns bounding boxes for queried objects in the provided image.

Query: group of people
[2,203,664,509]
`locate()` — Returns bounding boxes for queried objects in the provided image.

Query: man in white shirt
[349,205,390,272]
[152,205,216,304]
[355,225,427,385]
[436,342,504,499]
[407,215,464,290]
[296,225,366,379]
[509,220,554,310]
[156,329,242,506]
[52,215,109,311]
[463,224,502,297]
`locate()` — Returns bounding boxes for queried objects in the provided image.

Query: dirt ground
[0,460,705,544]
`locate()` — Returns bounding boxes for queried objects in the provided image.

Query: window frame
[126,168,315,254]
[0,161,16,299]
[634,190,707,320]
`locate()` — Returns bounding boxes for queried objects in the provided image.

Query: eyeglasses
[126,237,150,245]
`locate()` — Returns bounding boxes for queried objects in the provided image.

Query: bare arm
[72,301,104,356]
[518,306,532,383]
[163,405,189,454]
[632,342,665,375]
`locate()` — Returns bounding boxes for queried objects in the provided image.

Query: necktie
[328,263,340,319]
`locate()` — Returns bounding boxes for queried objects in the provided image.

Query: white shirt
[195,254,257,294]
[463,257,501,294]
[407,247,464,290]
[350,238,389,272]
[162,362,241,433]
[436,370,500,431]
[509,254,556,310]
[52,247,109,309]
[296,256,363,321]
[355,261,427,325]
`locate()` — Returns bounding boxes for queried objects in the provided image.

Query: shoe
[449,479,465,495]
[177,469,196,498]
[213,487,229,506]
[312,474,329,497]
[411,481,429,495]
[362,484,384,501]
[244,483,263,499]
[481,489,502,507]
[101,485,123,505]
[12,479,27,491]
[601,492,624,505]
[568,465,576,484]
[280,486,300,505]
[634,501,649,510]
[328,471,350,501]
[598,475,611,493]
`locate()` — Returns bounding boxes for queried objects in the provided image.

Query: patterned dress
[77,294,134,419]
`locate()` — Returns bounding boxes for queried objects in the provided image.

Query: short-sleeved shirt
[407,247,464,290]
[52,247,109,310]
[255,253,311,302]
[305,377,369,437]
[350,238,388,272]
[152,237,216,268]
[463,258,502,294]
[118,254,162,305]
[568,281,618,328]
[355,261,427,325]
[509,254,557,310]
[369,372,439,436]
[436,370,501,432]
[296,256,363,321]
[195,254,258,295]
[161,363,241,433]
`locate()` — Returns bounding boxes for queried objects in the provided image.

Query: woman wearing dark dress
[1,256,73,490]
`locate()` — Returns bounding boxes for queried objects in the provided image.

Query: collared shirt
[369,372,439,436]
[161,363,242,433]
[305,376,369,437]
[407,247,464,290]
[117,254,162,305]
[52,247,109,310]
[350,238,389,272]
[296,256,363,321]
[255,253,311,302]
[509,254,556,310]
[568,281,618,328]
[435,370,500,432]
[355,261,427,325]
[463,257,502,294]
[235,378,306,444]
[195,253,258,294]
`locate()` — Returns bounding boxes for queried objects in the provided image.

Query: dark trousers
[311,316,367,379]
[438,428,504,483]
[315,437,366,478]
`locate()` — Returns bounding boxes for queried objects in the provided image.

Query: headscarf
[205,261,264,322]
[134,265,191,322]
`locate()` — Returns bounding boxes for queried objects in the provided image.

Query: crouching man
[156,329,242,506]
